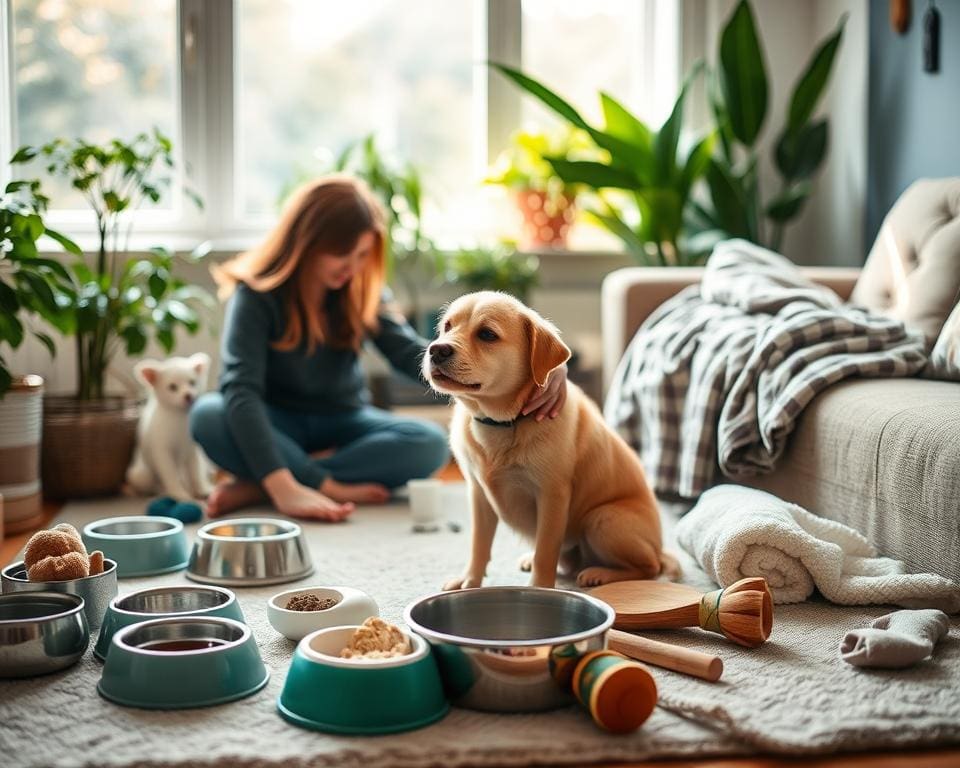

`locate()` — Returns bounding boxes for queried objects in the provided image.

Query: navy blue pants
[190,392,449,489]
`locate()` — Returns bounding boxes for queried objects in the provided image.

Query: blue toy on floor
[146,496,203,524]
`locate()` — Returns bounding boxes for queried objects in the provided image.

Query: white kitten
[126,353,213,501]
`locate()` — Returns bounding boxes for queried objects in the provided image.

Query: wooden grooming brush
[590,577,773,648]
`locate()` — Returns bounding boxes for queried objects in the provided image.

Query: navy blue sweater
[218,283,427,480]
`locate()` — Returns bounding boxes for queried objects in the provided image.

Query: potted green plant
[486,128,590,250]
[10,130,214,498]
[444,243,539,306]
[695,0,846,252]
[491,63,714,266]
[0,180,78,528]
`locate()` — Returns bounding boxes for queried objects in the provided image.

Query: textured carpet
[2,495,959,768]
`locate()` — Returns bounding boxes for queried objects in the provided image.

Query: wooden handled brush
[590,577,774,648]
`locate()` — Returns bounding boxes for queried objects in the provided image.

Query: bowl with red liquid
[97,616,268,709]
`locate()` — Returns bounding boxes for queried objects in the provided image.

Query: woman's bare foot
[320,477,391,504]
[273,484,354,522]
[206,479,268,518]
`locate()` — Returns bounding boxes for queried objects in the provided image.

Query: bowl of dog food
[82,516,189,578]
[267,586,378,641]
[1,558,118,631]
[0,592,90,678]
[98,616,268,709]
[404,586,615,712]
[186,518,314,587]
[278,617,448,734]
[95,585,244,661]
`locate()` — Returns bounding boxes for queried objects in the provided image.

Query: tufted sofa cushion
[851,178,960,347]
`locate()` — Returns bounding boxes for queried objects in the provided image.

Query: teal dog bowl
[94,585,244,661]
[98,616,268,709]
[82,516,189,578]
[278,625,449,734]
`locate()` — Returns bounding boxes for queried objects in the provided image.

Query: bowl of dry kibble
[266,586,378,641]
[277,617,449,734]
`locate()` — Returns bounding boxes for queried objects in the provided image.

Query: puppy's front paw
[442,575,483,591]
[576,567,618,588]
[517,552,534,572]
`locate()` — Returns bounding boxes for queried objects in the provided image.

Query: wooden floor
[2,493,956,767]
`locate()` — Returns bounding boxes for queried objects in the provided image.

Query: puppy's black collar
[474,414,524,428]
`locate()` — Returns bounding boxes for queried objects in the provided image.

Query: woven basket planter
[41,395,141,500]
[0,375,45,533]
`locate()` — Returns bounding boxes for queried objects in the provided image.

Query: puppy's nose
[184,393,195,406]
[429,343,454,364]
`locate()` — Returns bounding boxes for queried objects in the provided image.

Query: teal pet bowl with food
[82,516,189,578]
[94,585,244,661]
[277,625,449,734]
[98,616,268,709]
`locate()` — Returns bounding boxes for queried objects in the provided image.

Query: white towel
[676,485,960,613]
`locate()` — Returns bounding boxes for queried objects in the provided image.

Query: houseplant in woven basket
[0,179,79,527]
[10,130,213,498]
[486,128,588,251]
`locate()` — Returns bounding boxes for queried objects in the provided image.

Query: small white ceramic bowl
[267,586,378,641]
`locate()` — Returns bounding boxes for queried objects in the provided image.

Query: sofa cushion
[851,178,960,347]
[748,378,960,582]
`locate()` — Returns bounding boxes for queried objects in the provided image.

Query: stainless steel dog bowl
[0,592,90,678]
[186,518,314,587]
[82,516,190,578]
[95,585,244,660]
[404,587,615,712]
[2,558,118,630]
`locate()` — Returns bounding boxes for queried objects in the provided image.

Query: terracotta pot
[41,395,141,500]
[0,375,44,534]
[516,189,576,249]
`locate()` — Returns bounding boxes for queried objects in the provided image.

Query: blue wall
[867,0,960,248]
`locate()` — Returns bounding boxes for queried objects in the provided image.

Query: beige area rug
[2,495,959,768]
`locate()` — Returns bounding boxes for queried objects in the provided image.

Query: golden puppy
[423,291,677,590]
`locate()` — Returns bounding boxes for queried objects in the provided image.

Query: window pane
[12,0,178,209]
[236,0,481,245]
[521,0,677,130]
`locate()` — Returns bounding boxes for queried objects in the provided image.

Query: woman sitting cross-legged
[191,175,567,521]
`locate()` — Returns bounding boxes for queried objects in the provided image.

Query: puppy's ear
[134,359,161,387]
[525,313,571,387]
[189,352,211,375]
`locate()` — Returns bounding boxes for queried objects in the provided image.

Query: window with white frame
[1,0,680,250]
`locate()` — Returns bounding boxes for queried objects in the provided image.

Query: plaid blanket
[604,240,928,498]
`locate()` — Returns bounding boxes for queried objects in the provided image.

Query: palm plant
[491,62,714,266]
[696,0,846,252]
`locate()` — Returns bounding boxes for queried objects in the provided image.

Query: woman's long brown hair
[214,175,387,352]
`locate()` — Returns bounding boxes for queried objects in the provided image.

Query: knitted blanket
[604,240,928,497]
[676,484,960,611]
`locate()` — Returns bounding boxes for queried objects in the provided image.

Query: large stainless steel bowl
[2,558,118,630]
[186,518,314,587]
[0,592,90,678]
[404,587,615,712]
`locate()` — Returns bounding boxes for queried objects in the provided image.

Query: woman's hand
[521,363,569,421]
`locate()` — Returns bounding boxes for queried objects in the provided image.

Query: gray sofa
[602,179,960,582]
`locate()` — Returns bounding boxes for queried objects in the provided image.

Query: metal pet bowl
[95,585,244,661]
[0,592,90,678]
[186,518,314,587]
[404,587,615,712]
[2,558,118,631]
[97,616,268,710]
[82,516,190,578]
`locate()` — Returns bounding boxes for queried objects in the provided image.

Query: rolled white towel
[676,485,960,612]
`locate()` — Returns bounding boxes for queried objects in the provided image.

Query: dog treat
[286,594,340,612]
[24,523,105,581]
[340,617,411,659]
